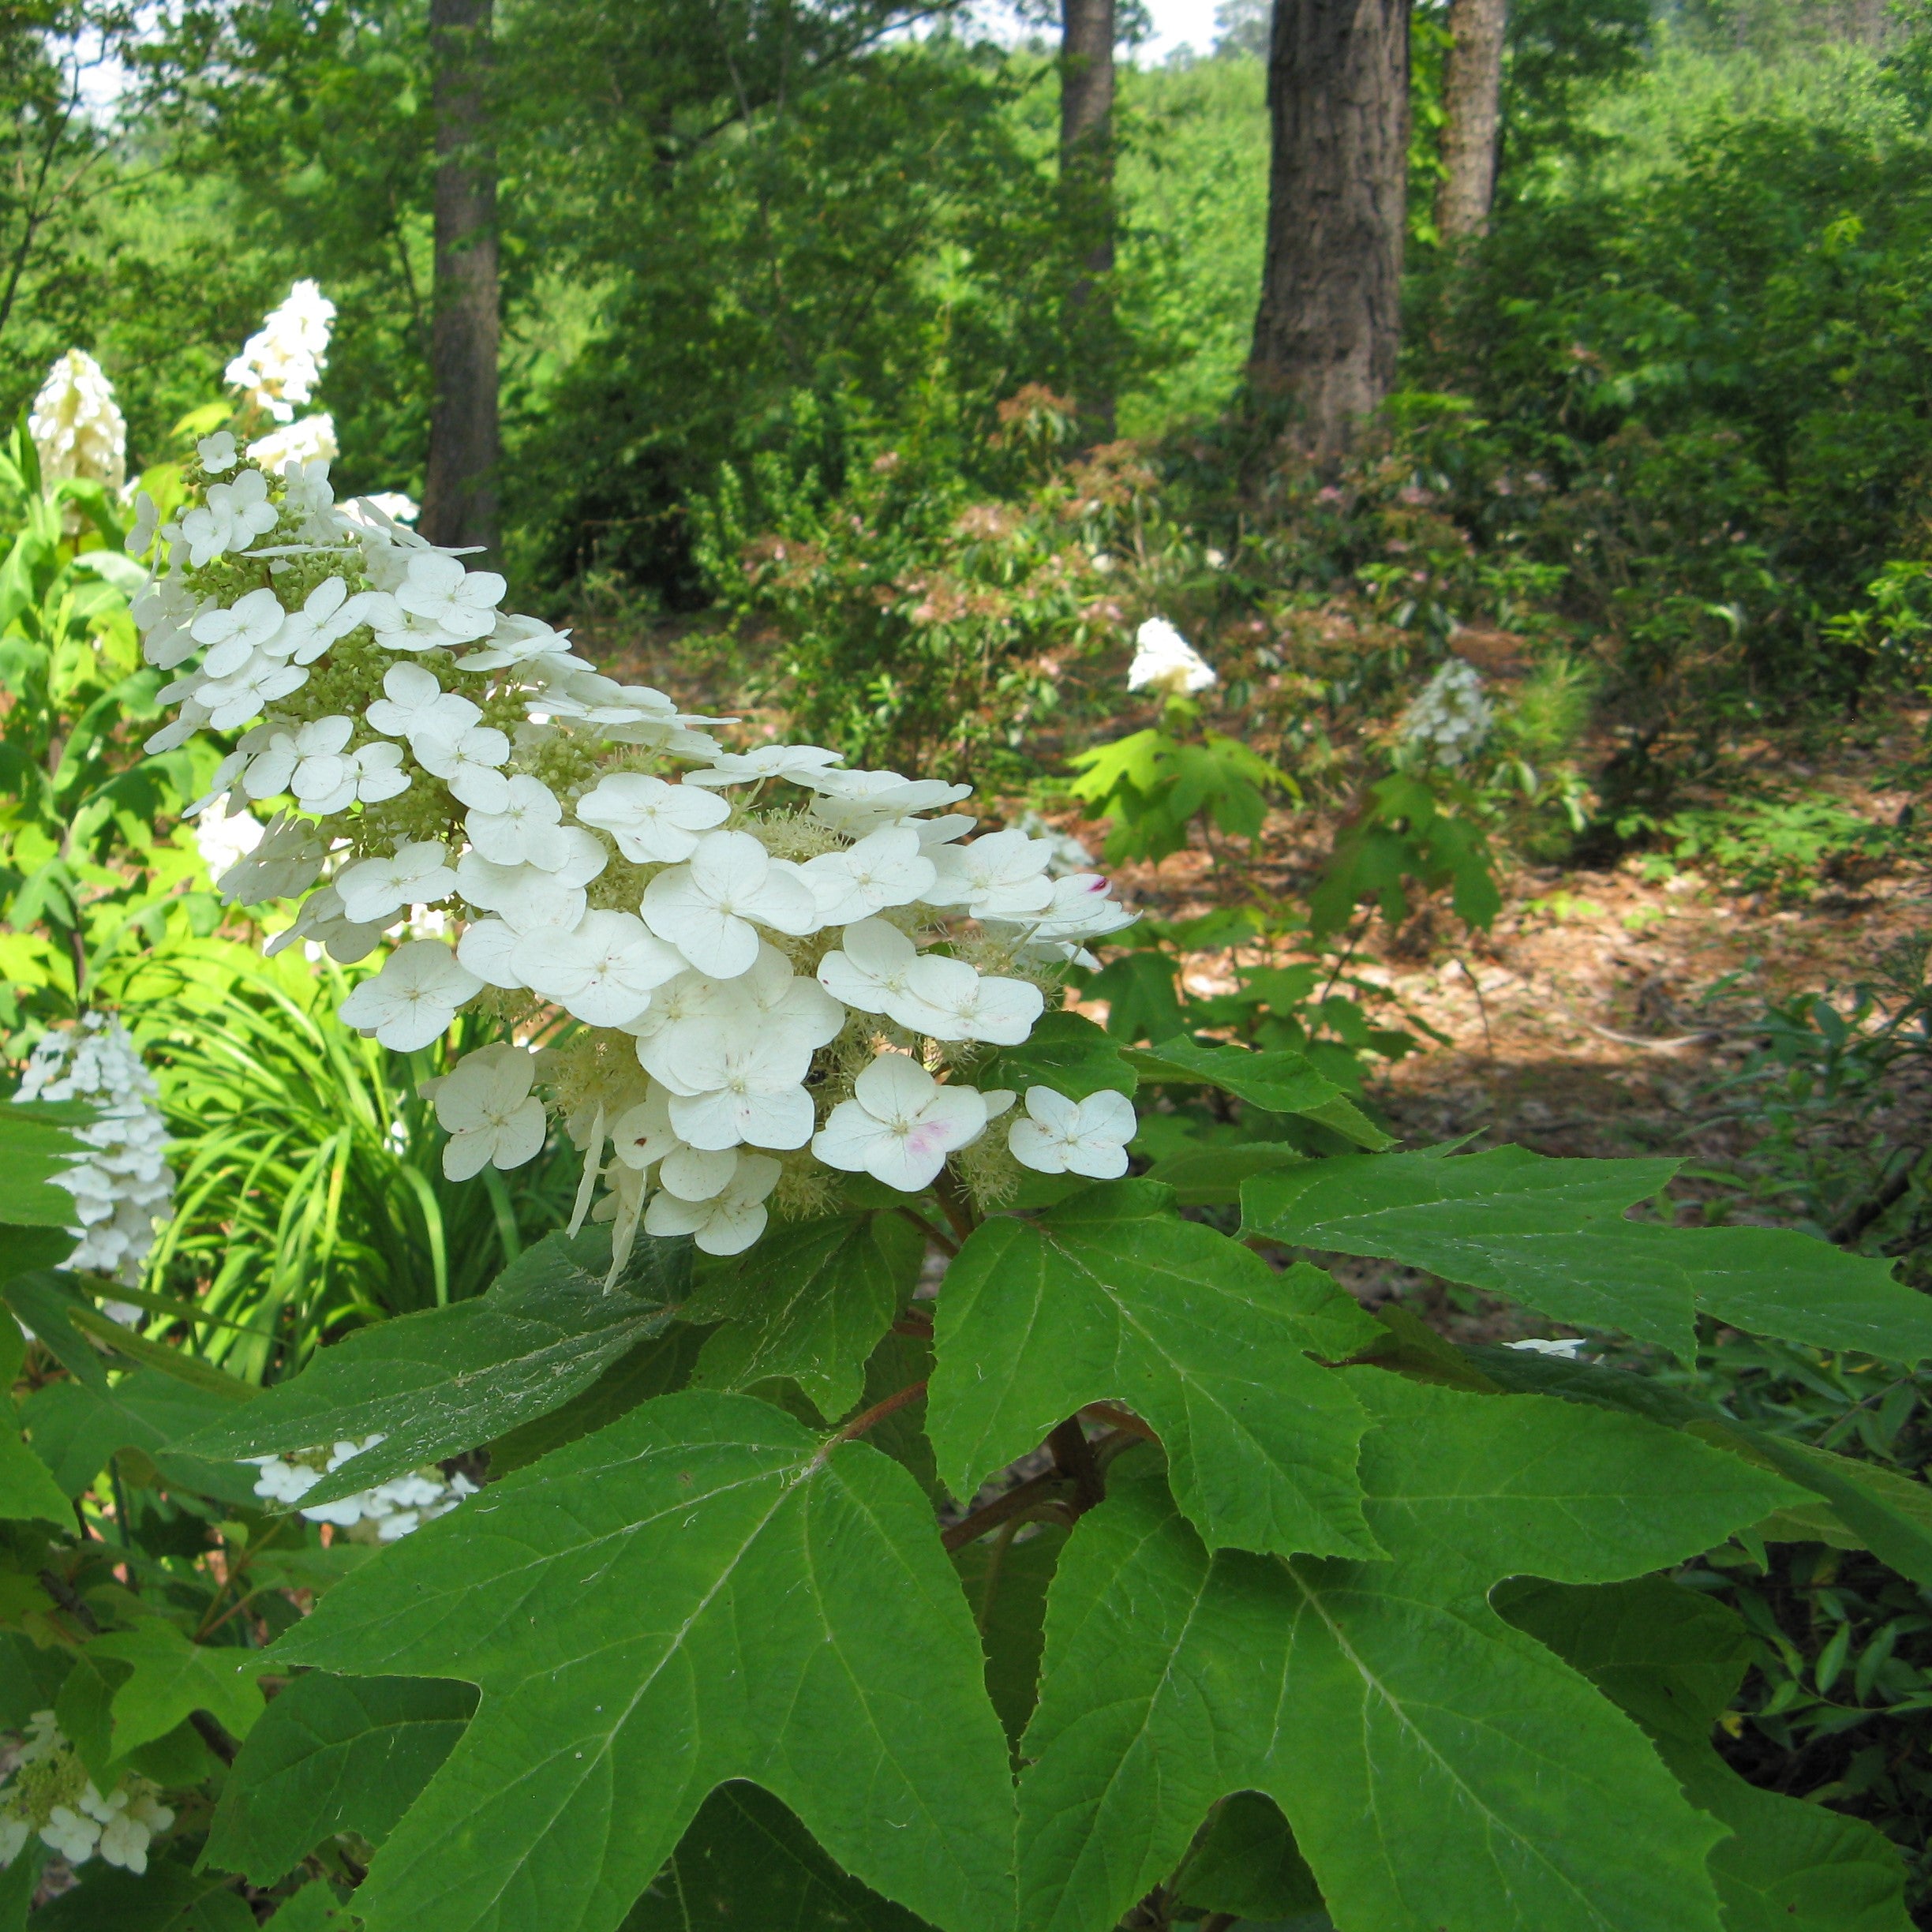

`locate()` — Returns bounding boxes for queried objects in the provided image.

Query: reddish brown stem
[1081,1402,1158,1443]
[941,1470,1075,1552]
[829,1380,927,1447]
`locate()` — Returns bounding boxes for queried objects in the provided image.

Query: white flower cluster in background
[245,1434,477,1541]
[247,410,338,472]
[28,349,126,500]
[1127,617,1216,698]
[0,1713,174,1875]
[226,279,335,422]
[1398,658,1493,768]
[132,445,1139,1263]
[13,1016,174,1319]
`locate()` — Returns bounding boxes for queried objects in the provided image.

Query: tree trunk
[421,0,500,555]
[1435,0,1506,242]
[1060,0,1116,437]
[1249,0,1411,459]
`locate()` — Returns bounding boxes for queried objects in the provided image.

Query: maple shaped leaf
[270,1390,1015,1932]
[1016,1370,1800,1932]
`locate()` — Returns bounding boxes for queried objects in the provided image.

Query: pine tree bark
[421,0,500,555]
[1060,0,1116,437]
[1435,0,1506,241]
[1249,0,1411,459]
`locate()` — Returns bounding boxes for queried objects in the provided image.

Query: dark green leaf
[1124,1038,1388,1150]
[0,1102,91,1227]
[182,1228,691,1505]
[1179,1792,1325,1921]
[1501,1578,1912,1932]
[1245,1147,1932,1363]
[622,1782,934,1930]
[930,1181,1381,1557]
[32,1861,256,1931]
[975,1010,1136,1101]
[262,1880,361,1930]
[2,1271,110,1387]
[485,1326,711,1478]
[0,1223,69,1285]
[23,1372,265,1505]
[206,1673,479,1885]
[1139,1144,1305,1208]
[270,1390,1016,1932]
[954,1522,1068,1754]
[686,1211,923,1421]
[1016,1372,1798,1932]
[1083,951,1185,1046]
[0,1317,67,1526]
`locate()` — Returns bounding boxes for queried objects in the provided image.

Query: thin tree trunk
[1435,0,1506,241]
[421,0,500,554]
[1060,0,1116,438]
[1249,0,1411,459]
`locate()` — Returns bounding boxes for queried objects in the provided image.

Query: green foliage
[114,939,580,1363]
[179,1226,688,1503]
[1647,795,1902,898]
[0,434,207,1025]
[1066,705,1295,866]
[694,391,1140,776]
[271,1389,1017,1932]
[1307,769,1503,942]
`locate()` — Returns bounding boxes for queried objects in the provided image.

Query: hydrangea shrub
[4,447,1932,1930]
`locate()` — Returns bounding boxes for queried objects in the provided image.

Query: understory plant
[6,449,1932,1932]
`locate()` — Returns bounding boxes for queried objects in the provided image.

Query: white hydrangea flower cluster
[133,447,1138,1263]
[1127,617,1217,698]
[247,411,338,472]
[28,349,127,496]
[1398,658,1493,768]
[0,1713,174,1875]
[13,1016,174,1317]
[245,1434,477,1541]
[226,278,335,424]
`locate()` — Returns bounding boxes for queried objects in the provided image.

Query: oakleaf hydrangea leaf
[269,1389,1016,1932]
[929,1181,1382,1557]
[1500,1577,1913,1932]
[206,1672,478,1885]
[182,1228,689,1503]
[623,1783,934,1930]
[1016,1372,1800,1932]
[1244,1145,1932,1362]
[685,1210,924,1419]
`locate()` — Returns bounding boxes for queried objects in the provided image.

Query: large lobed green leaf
[182,1228,690,1503]
[1244,1146,1932,1362]
[268,1389,1016,1932]
[0,1099,94,1229]
[929,1181,1383,1556]
[1015,1372,1800,1932]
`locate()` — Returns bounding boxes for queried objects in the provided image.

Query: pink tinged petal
[867,1128,949,1193]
